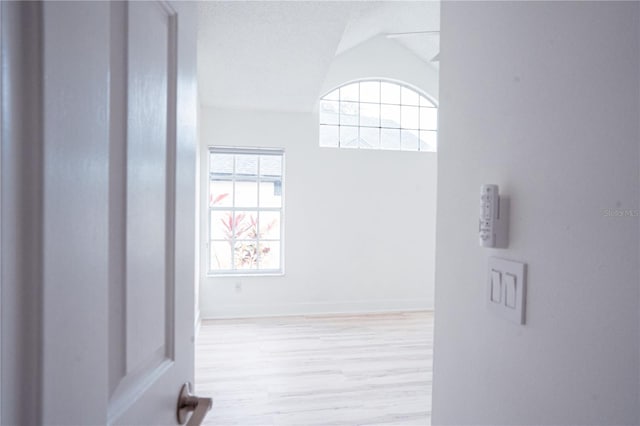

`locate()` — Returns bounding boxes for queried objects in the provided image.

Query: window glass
[339,126,359,148]
[381,128,401,150]
[319,125,339,148]
[420,107,438,131]
[340,83,359,102]
[340,101,359,126]
[401,105,419,129]
[319,100,339,125]
[360,81,380,103]
[360,127,380,150]
[360,103,380,127]
[324,89,339,101]
[381,82,400,104]
[381,104,400,128]
[401,86,420,106]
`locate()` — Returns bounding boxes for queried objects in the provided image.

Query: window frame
[319,78,438,152]
[207,146,285,277]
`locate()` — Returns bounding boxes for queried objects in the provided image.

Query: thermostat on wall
[479,184,509,248]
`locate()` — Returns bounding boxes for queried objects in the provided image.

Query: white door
[2,1,199,424]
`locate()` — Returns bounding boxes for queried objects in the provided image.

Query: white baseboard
[200,298,433,320]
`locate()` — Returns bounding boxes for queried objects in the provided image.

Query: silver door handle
[176,382,213,426]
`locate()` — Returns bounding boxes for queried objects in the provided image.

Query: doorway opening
[194,2,439,424]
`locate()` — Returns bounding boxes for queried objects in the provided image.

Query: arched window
[319,79,437,152]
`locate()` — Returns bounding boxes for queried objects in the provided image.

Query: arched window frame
[319,79,438,152]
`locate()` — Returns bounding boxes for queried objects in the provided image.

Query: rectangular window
[208,147,284,275]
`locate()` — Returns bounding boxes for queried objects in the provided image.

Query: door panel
[35,1,197,424]
[41,1,111,422]
[125,0,172,378]
[109,1,180,420]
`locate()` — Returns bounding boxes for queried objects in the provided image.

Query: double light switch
[487,257,526,324]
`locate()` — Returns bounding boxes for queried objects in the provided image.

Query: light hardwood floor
[195,311,433,426]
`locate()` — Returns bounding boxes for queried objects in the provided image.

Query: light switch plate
[487,257,527,324]
[490,269,502,302]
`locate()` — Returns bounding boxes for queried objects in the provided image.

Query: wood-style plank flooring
[195,311,433,426]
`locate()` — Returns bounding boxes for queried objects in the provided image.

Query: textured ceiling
[337,1,440,62]
[198,1,440,111]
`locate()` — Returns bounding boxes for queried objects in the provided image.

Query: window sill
[206,272,285,279]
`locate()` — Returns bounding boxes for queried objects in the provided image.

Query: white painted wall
[433,2,640,425]
[321,35,439,102]
[199,107,437,318]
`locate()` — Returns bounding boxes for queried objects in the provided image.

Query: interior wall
[199,107,437,318]
[433,2,640,425]
[320,35,439,101]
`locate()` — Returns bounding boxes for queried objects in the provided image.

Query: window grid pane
[320,80,437,152]
[208,148,284,274]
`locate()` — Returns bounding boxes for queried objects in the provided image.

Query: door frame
[1,1,3,420]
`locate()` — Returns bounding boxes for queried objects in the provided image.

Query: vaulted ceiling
[198,1,440,112]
